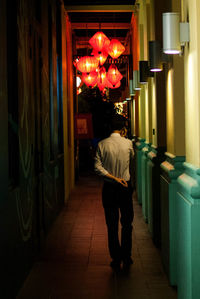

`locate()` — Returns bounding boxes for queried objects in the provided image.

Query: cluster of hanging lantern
[74,31,125,93]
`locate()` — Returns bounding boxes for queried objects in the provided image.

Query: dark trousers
[102,181,134,262]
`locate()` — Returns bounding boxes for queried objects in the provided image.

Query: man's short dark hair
[111,114,126,131]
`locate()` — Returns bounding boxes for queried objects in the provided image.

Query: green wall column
[160,153,185,286]
[177,163,200,299]
[141,143,151,222]
[136,138,146,204]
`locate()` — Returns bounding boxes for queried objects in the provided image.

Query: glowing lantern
[106,78,121,89]
[97,67,107,90]
[91,49,108,65]
[107,39,125,59]
[82,71,98,87]
[89,31,110,54]
[107,64,123,87]
[76,56,99,73]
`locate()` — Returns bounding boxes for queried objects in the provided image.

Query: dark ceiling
[64,0,135,4]
[67,12,133,24]
[65,0,137,60]
[65,1,136,40]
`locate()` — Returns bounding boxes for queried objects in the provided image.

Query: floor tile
[17,174,177,299]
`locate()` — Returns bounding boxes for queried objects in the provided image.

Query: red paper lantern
[97,67,107,90]
[89,31,110,53]
[107,39,125,59]
[106,78,121,89]
[107,64,123,87]
[76,56,99,73]
[91,49,108,65]
[82,71,97,87]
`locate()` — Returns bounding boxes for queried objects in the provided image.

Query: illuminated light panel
[150,68,162,72]
[163,49,181,54]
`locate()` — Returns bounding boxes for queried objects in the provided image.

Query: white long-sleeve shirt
[94,133,134,182]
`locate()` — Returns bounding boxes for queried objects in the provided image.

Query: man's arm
[94,146,128,187]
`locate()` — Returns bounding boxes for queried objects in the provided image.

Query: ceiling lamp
[82,71,98,87]
[97,67,107,83]
[89,31,110,54]
[107,39,125,59]
[76,56,99,73]
[107,64,123,87]
[91,49,108,65]
[106,79,121,89]
[97,67,107,90]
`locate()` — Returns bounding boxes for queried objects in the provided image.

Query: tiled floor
[17,174,177,299]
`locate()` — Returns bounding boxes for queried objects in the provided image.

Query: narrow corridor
[17,174,177,299]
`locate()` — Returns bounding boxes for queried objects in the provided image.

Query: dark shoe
[110,260,121,270]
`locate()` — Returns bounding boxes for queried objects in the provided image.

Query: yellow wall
[145,84,150,142]
[165,0,185,157]
[138,0,155,143]
[138,0,147,140]
[184,0,200,166]
[151,78,157,146]
[139,86,146,138]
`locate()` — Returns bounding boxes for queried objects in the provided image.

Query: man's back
[94,133,134,182]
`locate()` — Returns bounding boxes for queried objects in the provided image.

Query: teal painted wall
[136,139,145,204]
[141,145,151,222]
[160,154,185,286]
[147,156,153,235]
[177,163,200,299]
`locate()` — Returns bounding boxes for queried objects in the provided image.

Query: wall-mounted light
[162,12,190,55]
[149,41,163,72]
[139,60,154,84]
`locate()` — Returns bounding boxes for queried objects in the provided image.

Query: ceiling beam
[71,23,131,30]
[65,5,135,12]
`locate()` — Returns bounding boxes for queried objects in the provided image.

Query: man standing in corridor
[94,114,134,269]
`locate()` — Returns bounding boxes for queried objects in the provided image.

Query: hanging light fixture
[82,71,98,87]
[107,39,125,59]
[76,56,99,73]
[107,64,123,87]
[89,31,110,54]
[91,49,108,66]
[106,79,121,89]
[97,67,107,90]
